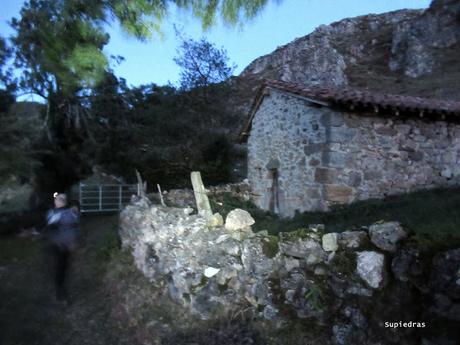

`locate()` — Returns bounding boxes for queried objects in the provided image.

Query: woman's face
[54,198,66,208]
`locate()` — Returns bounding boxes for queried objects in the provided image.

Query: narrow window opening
[269,168,279,213]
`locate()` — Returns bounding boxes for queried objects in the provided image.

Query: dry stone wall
[119,198,460,345]
[248,90,460,217]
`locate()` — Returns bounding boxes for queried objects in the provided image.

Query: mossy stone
[262,235,280,258]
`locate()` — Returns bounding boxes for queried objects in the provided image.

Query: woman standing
[44,193,80,304]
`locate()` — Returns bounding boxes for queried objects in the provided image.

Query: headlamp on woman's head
[53,192,58,198]
[53,193,67,205]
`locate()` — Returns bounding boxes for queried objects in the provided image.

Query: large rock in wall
[120,198,460,344]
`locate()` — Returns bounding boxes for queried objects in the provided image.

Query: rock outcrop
[240,10,419,88]
[218,0,460,189]
[390,0,460,78]
[229,0,459,128]
[119,197,460,344]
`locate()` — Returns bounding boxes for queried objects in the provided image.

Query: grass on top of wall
[210,186,460,237]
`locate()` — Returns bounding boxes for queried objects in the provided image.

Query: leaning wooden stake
[135,169,146,197]
[157,184,165,207]
[191,171,212,218]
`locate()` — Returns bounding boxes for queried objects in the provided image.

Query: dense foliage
[0,36,15,113]
[0,37,12,88]
[87,73,241,188]
[2,0,270,207]
[0,103,43,183]
[10,0,270,98]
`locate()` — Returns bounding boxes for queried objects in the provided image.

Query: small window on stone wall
[269,168,279,213]
[265,158,280,213]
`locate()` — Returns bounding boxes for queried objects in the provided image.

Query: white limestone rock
[309,224,325,232]
[204,267,221,278]
[225,208,255,231]
[356,251,385,289]
[207,212,224,227]
[322,233,339,251]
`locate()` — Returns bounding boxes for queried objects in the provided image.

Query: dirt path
[0,214,137,345]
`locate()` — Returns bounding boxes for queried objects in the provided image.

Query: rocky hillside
[228,0,459,127]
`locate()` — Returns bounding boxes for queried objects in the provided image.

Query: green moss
[0,236,41,265]
[262,235,280,258]
[213,186,460,237]
[330,251,356,277]
[279,228,316,241]
[263,320,327,345]
[87,222,121,280]
[405,232,460,255]
[191,275,209,293]
[182,293,191,303]
[217,282,229,293]
[200,275,208,286]
[107,247,192,329]
[304,284,324,312]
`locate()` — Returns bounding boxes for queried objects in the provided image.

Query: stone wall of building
[321,110,460,205]
[248,91,331,217]
[248,90,460,217]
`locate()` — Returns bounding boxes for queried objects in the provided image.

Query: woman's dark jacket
[45,207,80,250]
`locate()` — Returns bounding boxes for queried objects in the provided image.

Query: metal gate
[78,183,138,213]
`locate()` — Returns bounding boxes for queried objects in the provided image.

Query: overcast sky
[1,0,431,96]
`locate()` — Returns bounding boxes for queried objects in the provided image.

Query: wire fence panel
[79,183,137,213]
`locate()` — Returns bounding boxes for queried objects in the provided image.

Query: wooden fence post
[191,171,212,218]
[157,184,166,207]
[135,169,146,197]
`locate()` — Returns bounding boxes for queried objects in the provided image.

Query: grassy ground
[1,187,460,345]
[210,186,460,237]
[0,182,33,213]
[0,214,138,345]
[0,212,271,345]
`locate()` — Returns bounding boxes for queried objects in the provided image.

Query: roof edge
[238,79,460,143]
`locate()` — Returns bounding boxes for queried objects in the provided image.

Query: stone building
[239,80,460,217]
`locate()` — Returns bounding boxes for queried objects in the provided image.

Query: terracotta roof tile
[262,79,460,113]
[239,79,460,142]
